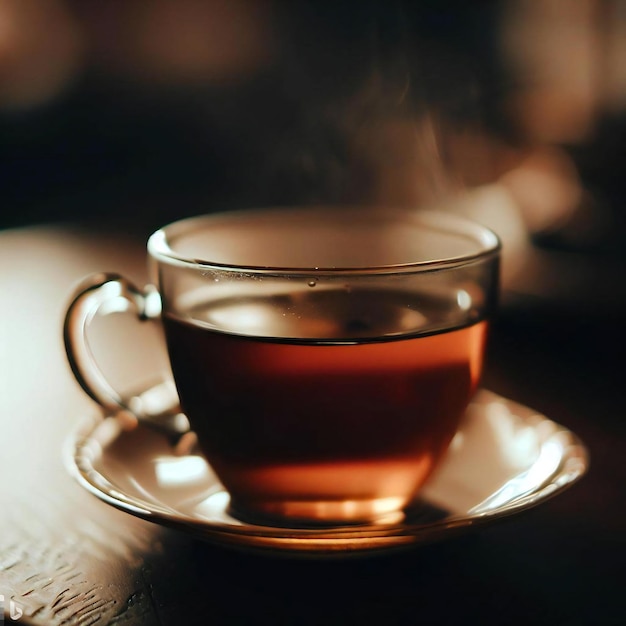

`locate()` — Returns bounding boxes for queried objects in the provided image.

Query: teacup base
[212,454,438,527]
[227,495,409,528]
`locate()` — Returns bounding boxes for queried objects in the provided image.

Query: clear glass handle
[63,272,163,414]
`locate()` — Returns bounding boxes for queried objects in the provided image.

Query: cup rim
[147,206,501,275]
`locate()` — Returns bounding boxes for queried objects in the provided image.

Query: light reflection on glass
[470,439,562,513]
[456,289,472,311]
[207,302,271,334]
[193,491,233,523]
[154,455,209,488]
[96,294,133,317]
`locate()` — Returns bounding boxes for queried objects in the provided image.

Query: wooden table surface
[0,223,624,625]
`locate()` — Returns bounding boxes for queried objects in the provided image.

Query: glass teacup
[64,207,499,525]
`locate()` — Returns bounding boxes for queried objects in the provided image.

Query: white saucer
[66,389,588,557]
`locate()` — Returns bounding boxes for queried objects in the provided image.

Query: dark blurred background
[2,0,626,311]
[0,2,624,224]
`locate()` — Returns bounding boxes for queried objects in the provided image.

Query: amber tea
[163,287,487,523]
